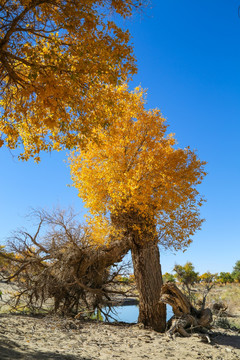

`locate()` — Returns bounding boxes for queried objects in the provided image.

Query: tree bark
[160,283,213,337]
[131,241,166,332]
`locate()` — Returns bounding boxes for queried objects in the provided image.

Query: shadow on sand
[0,338,91,360]
[213,332,240,350]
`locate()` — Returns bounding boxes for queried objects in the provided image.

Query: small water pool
[102,304,173,323]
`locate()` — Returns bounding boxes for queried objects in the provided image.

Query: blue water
[103,304,173,323]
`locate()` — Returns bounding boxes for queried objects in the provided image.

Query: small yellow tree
[0,0,144,160]
[70,85,206,331]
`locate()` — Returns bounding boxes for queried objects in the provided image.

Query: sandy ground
[1,281,240,359]
[0,314,239,360]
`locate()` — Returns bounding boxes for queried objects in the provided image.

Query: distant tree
[0,245,13,274]
[217,272,234,285]
[198,272,217,309]
[173,262,199,301]
[199,272,218,284]
[0,246,6,269]
[232,260,240,283]
[128,274,135,284]
[162,272,175,283]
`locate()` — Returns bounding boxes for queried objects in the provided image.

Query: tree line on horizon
[105,260,240,287]
[163,261,240,286]
[116,260,240,285]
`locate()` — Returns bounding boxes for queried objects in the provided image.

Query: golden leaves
[0,0,140,160]
[69,85,206,248]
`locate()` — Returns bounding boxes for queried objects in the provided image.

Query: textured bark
[160,282,196,317]
[160,283,213,337]
[131,241,166,332]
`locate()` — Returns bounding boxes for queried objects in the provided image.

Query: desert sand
[1,280,240,359]
[0,314,240,360]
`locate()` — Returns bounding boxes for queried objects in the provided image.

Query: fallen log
[160,282,213,337]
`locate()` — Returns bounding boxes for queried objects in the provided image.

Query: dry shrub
[0,208,132,317]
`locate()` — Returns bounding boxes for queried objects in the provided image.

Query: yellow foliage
[0,0,143,160]
[69,85,206,249]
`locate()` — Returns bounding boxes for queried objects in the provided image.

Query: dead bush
[0,208,132,317]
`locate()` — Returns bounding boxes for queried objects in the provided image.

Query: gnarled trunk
[160,283,213,337]
[131,241,166,332]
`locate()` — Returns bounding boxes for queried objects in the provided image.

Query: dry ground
[0,314,240,360]
[0,281,240,359]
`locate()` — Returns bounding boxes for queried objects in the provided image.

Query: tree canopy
[173,262,199,290]
[0,0,144,160]
[69,85,206,250]
[217,272,234,285]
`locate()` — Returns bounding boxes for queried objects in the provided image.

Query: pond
[102,304,173,323]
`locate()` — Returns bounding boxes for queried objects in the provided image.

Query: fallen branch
[1,208,132,316]
[160,282,213,337]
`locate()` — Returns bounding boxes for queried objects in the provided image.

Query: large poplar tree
[69,85,206,332]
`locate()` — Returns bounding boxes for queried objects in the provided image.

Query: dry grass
[203,283,240,330]
[205,283,240,314]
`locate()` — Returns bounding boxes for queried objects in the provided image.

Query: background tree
[199,272,217,283]
[217,272,234,285]
[232,260,240,283]
[173,262,199,302]
[0,0,145,160]
[198,271,217,309]
[0,245,13,274]
[70,85,206,332]
[162,272,175,284]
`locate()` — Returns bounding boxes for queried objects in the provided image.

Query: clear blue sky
[1,0,240,275]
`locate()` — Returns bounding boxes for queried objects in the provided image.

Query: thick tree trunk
[131,241,166,332]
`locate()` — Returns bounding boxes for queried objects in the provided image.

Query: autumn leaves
[0,0,206,261]
[69,85,206,250]
[0,0,139,160]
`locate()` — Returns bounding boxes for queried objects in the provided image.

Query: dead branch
[1,208,132,317]
[160,282,213,337]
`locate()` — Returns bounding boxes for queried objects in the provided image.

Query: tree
[69,86,206,331]
[217,272,234,285]
[199,272,217,284]
[0,246,7,270]
[0,245,13,274]
[232,260,240,283]
[163,272,175,283]
[0,0,144,160]
[173,262,199,301]
[198,272,217,309]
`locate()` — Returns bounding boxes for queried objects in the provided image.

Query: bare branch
[4,207,132,316]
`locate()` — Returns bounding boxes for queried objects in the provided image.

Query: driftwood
[160,283,213,337]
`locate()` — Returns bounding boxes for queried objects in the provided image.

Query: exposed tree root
[160,283,213,337]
